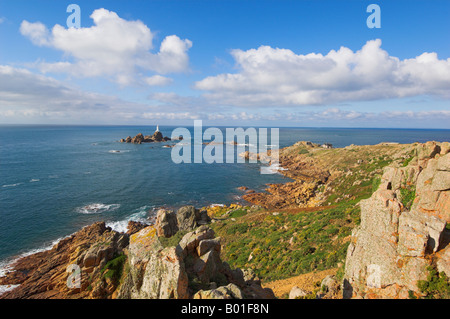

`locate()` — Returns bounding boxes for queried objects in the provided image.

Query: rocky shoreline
[1,140,449,299]
[0,206,274,299]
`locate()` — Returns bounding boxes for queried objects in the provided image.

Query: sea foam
[76,203,120,214]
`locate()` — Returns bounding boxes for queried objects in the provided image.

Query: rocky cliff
[0,205,274,299]
[344,141,450,298]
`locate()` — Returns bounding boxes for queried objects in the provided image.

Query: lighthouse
[156,125,160,132]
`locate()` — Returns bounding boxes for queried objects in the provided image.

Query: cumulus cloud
[194,39,450,107]
[1,65,448,128]
[144,75,173,86]
[19,8,192,85]
[0,65,153,122]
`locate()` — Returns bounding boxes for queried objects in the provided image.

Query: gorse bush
[101,254,127,282]
[417,266,450,299]
[212,204,356,281]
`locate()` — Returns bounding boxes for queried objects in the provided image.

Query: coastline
[1,139,449,299]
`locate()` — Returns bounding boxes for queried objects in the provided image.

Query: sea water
[0,125,449,266]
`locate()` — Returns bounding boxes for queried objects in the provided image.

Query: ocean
[0,125,449,267]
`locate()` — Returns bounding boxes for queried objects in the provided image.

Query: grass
[402,150,417,167]
[211,203,358,282]
[209,143,411,285]
[400,185,416,210]
[229,208,248,218]
[101,254,127,283]
[159,230,188,248]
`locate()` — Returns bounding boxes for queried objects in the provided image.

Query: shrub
[400,186,416,210]
[159,230,188,248]
[101,254,127,282]
[417,266,450,299]
[229,209,247,218]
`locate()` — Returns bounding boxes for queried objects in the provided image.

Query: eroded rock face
[154,206,211,237]
[117,226,189,299]
[155,209,179,238]
[344,145,449,299]
[0,222,128,299]
[117,224,275,299]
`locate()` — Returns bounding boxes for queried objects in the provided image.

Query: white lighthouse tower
[156,125,160,132]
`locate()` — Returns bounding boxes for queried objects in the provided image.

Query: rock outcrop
[0,222,129,299]
[344,142,450,298]
[0,206,272,300]
[117,224,275,299]
[155,206,211,237]
[117,226,189,299]
[120,129,171,144]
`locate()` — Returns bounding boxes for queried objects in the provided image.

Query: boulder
[289,286,309,299]
[194,283,243,299]
[437,246,450,278]
[155,209,179,238]
[397,210,446,256]
[321,275,339,294]
[177,206,199,231]
[126,221,148,236]
[179,225,216,256]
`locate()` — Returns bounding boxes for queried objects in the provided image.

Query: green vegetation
[417,266,450,299]
[159,230,188,248]
[229,208,248,218]
[101,254,127,282]
[402,150,417,167]
[298,148,309,155]
[211,203,359,282]
[400,185,416,210]
[208,143,411,285]
[324,156,393,205]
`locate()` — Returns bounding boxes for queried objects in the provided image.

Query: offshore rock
[120,129,171,144]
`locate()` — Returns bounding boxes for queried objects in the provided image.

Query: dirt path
[262,268,338,298]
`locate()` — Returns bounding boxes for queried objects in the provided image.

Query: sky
[0,0,449,128]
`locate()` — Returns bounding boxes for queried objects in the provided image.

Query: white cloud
[1,65,448,128]
[194,39,450,107]
[142,112,200,120]
[0,65,151,122]
[144,75,173,86]
[20,8,192,85]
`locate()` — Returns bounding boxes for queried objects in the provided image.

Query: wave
[2,183,22,188]
[106,205,156,233]
[76,203,120,214]
[209,203,225,208]
[108,150,130,153]
[0,235,68,295]
[0,284,20,296]
[29,179,40,183]
[260,163,287,174]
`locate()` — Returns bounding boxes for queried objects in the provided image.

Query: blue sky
[0,0,449,128]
